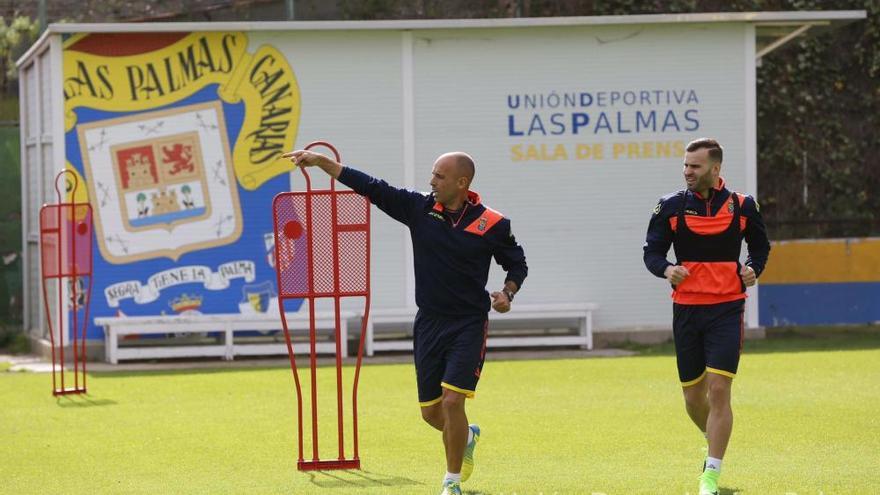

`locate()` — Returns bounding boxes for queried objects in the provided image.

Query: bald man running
[283,149,528,495]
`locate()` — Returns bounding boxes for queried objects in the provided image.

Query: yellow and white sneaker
[461,424,480,482]
[439,479,462,495]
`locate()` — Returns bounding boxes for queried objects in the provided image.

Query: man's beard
[687,175,713,192]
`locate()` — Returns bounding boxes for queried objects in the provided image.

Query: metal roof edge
[43,10,866,34]
[16,28,52,68]
[15,11,865,67]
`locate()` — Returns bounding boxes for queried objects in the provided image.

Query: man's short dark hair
[456,154,475,181]
[686,138,723,164]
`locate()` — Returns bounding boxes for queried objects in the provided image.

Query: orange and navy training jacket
[643,178,770,305]
[338,166,528,316]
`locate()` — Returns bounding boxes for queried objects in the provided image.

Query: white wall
[19,43,59,338]
[238,24,750,329]
[252,30,408,311]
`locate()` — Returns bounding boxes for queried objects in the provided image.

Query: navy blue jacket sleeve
[741,195,771,277]
[643,195,677,279]
[490,218,528,290]
[337,166,427,226]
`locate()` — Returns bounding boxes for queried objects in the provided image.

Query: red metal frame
[39,170,94,396]
[272,141,371,471]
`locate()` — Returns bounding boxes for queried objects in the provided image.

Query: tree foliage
[0,15,38,90]
[752,2,879,238]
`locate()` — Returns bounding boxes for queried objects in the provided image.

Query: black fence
[765,218,880,240]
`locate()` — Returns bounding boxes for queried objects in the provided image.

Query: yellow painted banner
[64,32,300,190]
[760,238,880,284]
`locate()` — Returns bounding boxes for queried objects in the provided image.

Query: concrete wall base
[595,326,766,347]
[29,335,105,362]
[26,327,767,364]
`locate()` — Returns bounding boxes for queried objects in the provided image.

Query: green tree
[0,126,21,324]
[0,16,40,92]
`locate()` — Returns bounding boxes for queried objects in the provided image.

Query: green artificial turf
[2,332,878,494]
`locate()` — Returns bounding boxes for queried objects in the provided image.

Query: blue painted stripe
[760,282,880,326]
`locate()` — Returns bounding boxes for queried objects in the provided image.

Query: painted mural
[759,238,880,326]
[62,32,302,338]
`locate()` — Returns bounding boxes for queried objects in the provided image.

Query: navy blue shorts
[672,299,745,386]
[413,309,488,406]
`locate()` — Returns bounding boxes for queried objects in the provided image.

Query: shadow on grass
[90,364,293,379]
[55,394,118,408]
[304,469,422,489]
[88,356,422,379]
[720,487,743,495]
[620,325,880,357]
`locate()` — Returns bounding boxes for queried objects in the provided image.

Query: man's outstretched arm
[282,149,425,226]
[282,149,342,178]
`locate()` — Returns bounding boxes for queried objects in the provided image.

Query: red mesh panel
[72,206,93,276]
[274,193,309,297]
[40,206,60,278]
[40,204,93,278]
[274,190,369,298]
[336,191,369,295]
[336,192,368,226]
[338,231,368,294]
[309,192,335,294]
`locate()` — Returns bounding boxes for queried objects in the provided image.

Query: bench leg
[340,319,349,358]
[224,325,234,361]
[584,312,594,350]
[365,320,374,357]
[579,314,593,351]
[107,330,118,364]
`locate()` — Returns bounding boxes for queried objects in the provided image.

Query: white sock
[705,457,722,473]
[467,427,474,444]
[445,472,461,482]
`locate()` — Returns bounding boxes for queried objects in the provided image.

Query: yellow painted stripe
[760,238,880,284]
[441,382,475,398]
[706,367,736,379]
[419,396,442,408]
[681,370,707,387]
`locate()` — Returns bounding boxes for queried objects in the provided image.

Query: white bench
[363,302,598,356]
[94,311,356,364]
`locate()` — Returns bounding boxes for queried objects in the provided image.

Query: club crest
[79,101,242,263]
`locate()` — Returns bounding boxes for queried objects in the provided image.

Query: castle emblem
[112,132,208,230]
